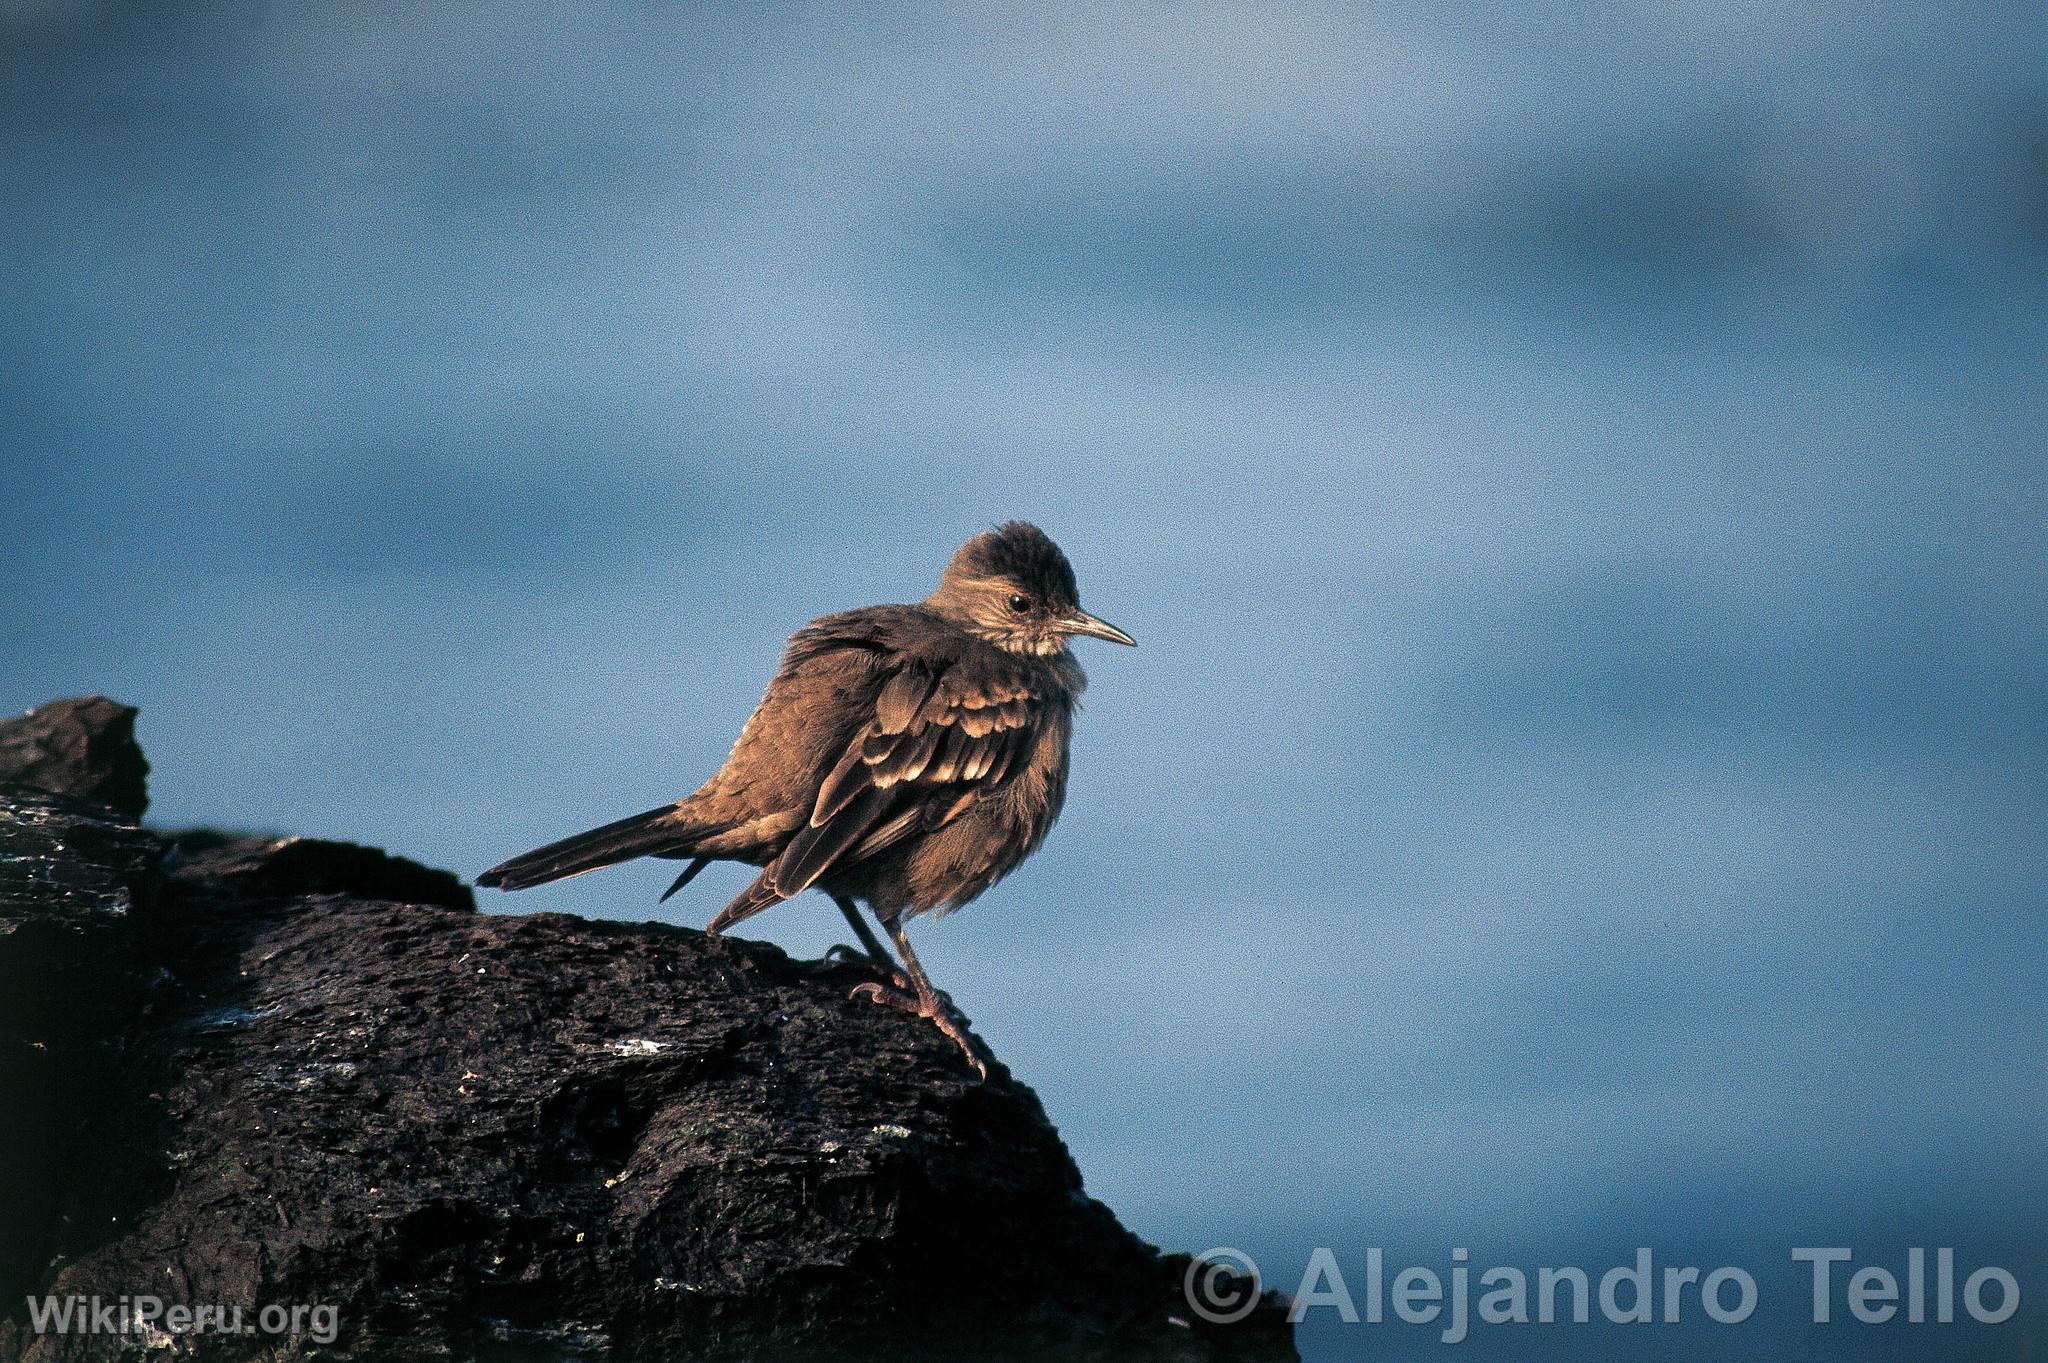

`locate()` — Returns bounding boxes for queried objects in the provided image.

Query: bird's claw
[848,981,920,1013]
[848,982,990,1082]
[933,1014,991,1083]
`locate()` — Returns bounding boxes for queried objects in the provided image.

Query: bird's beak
[1059,609,1136,646]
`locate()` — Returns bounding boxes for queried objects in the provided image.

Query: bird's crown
[940,521,1078,608]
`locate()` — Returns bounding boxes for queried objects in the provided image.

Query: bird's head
[926,521,1136,657]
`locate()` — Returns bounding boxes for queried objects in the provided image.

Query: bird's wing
[707,659,1041,929]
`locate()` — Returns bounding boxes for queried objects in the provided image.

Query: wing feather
[874,666,936,734]
[891,722,947,785]
[813,745,872,826]
[777,658,1040,900]
[776,786,892,894]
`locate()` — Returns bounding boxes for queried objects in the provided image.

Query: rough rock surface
[0,700,1293,1362]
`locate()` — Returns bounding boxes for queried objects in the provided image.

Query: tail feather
[658,857,712,903]
[479,804,698,892]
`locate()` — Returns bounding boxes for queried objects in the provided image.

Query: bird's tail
[478,804,698,892]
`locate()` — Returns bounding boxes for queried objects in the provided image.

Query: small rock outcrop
[0,697,150,822]
[0,698,1293,1362]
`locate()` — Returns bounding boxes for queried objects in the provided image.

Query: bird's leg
[849,918,989,1081]
[825,894,898,976]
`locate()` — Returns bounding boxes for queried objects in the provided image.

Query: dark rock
[0,698,150,821]
[0,705,1296,1363]
[0,785,163,1333]
[164,830,475,914]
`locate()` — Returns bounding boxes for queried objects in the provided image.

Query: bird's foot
[848,983,989,1082]
[925,1008,991,1083]
[823,942,906,985]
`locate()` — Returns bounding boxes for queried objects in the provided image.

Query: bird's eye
[1007,593,1032,615]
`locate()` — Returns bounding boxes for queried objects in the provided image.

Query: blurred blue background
[4,4,2043,1359]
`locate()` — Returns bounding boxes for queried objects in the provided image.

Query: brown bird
[477,522,1134,1077]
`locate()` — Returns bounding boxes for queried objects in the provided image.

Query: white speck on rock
[189,1005,279,1033]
